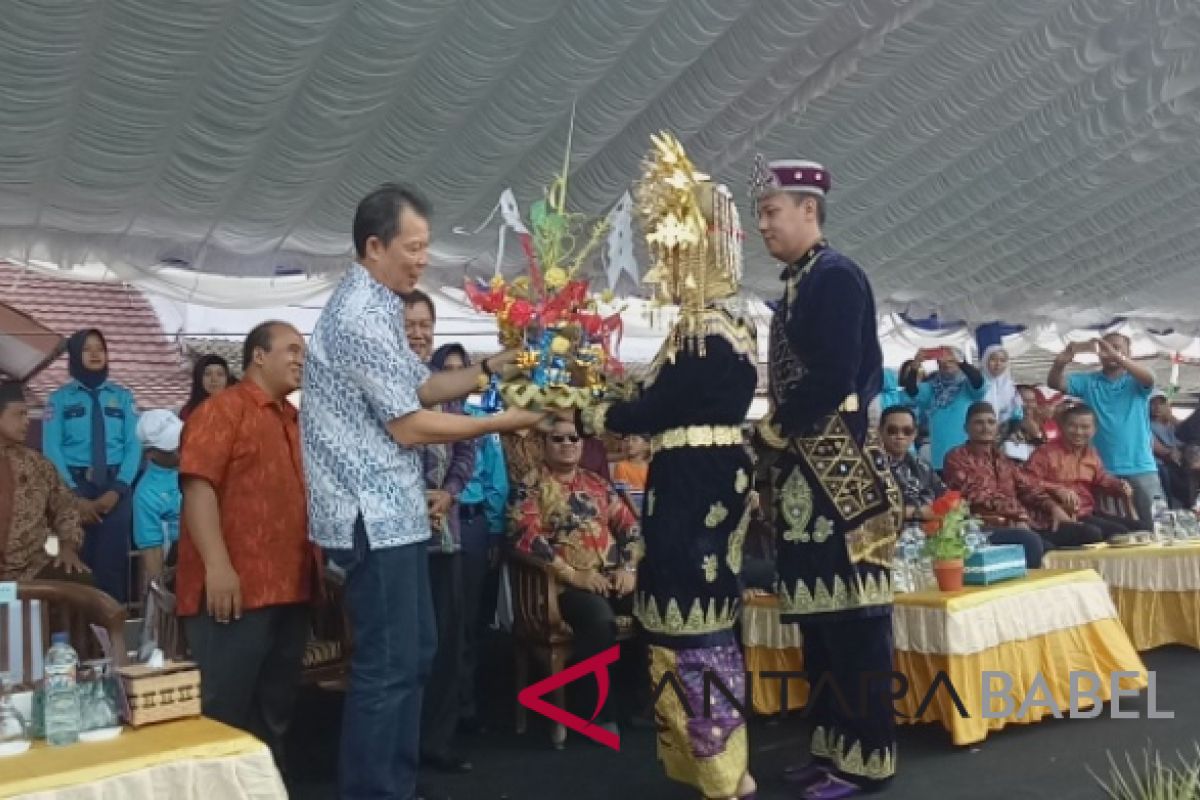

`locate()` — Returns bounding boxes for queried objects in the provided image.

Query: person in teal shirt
[133,409,183,595]
[43,329,141,602]
[1049,333,1161,525]
[903,347,986,470]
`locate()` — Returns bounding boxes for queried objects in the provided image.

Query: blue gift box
[963,545,1027,585]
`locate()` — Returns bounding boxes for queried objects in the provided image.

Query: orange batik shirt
[176,380,317,617]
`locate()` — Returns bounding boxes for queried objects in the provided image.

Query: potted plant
[922,491,972,591]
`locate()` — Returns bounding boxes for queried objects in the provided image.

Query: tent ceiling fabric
[2,0,1199,324]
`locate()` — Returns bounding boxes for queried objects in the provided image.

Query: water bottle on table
[0,673,30,756]
[44,633,81,746]
[1151,495,1171,544]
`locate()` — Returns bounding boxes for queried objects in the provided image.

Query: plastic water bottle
[898,522,932,591]
[892,525,917,593]
[44,633,81,746]
[964,518,985,556]
[1151,496,1171,543]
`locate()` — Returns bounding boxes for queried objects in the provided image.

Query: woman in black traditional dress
[579,133,758,800]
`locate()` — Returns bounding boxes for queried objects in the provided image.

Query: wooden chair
[139,568,352,689]
[1095,489,1140,527]
[142,574,187,661]
[2,580,128,690]
[508,550,636,749]
[301,574,353,689]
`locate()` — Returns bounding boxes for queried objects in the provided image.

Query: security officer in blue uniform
[43,329,141,602]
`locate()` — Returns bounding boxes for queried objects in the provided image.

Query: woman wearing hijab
[903,347,987,471]
[418,341,477,775]
[981,346,1024,434]
[431,343,510,733]
[42,329,141,602]
[180,354,234,421]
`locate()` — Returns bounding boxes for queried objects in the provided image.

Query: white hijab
[982,345,1022,423]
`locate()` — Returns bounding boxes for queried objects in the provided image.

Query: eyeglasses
[884,425,916,436]
[550,435,581,444]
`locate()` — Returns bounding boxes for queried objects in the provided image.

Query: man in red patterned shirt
[177,321,317,769]
[509,417,642,735]
[945,402,1124,548]
[1024,404,1137,544]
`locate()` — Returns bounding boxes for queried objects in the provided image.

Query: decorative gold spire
[635,132,747,359]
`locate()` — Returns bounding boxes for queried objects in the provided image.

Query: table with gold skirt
[1043,542,1200,651]
[741,569,1148,746]
[0,717,286,799]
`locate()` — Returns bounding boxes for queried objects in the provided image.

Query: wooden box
[117,660,202,727]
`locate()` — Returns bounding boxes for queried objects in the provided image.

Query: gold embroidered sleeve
[756,413,789,451]
[579,402,611,437]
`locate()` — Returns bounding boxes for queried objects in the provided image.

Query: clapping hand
[1049,504,1074,531]
[609,569,636,598]
[571,569,610,596]
[1056,489,1081,515]
[76,498,102,525]
[426,489,454,518]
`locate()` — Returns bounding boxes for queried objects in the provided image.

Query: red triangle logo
[517,644,621,751]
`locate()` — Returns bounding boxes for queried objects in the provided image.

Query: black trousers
[184,603,309,769]
[458,512,492,722]
[986,527,1045,568]
[557,586,635,724]
[801,614,896,789]
[1158,459,1195,509]
[70,466,131,604]
[1040,512,1133,548]
[421,552,466,759]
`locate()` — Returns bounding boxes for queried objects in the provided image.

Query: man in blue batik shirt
[300,183,544,800]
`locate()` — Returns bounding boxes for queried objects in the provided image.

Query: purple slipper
[803,775,863,800]
[783,761,830,786]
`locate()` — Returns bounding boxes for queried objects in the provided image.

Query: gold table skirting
[742,569,1148,745]
[1044,544,1200,651]
[0,717,285,799]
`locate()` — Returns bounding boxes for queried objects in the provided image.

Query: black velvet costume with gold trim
[580,308,757,648]
[759,242,901,624]
[758,239,901,787]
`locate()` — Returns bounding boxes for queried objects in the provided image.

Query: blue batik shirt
[301,263,432,550]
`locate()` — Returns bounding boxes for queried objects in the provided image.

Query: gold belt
[651,425,743,453]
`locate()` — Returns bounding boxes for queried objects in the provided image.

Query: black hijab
[66,329,108,390]
[430,343,470,371]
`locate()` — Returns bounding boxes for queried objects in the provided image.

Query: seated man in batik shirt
[1024,404,1137,541]
[0,380,91,582]
[509,417,643,735]
[945,402,1104,551]
[881,404,1043,567]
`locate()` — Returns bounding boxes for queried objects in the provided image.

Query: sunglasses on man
[550,434,581,444]
[884,425,916,436]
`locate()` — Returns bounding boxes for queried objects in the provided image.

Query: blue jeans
[326,519,437,800]
[1118,471,1165,527]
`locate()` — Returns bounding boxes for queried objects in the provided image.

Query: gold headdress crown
[635,132,744,312]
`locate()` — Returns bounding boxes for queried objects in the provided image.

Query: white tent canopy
[2,0,1200,326]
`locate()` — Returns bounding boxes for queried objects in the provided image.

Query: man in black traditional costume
[751,157,902,800]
